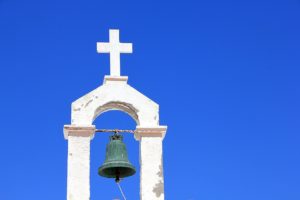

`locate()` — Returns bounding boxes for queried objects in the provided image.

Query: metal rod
[95,129,135,133]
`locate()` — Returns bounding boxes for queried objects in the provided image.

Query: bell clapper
[115,175,120,183]
[115,170,121,183]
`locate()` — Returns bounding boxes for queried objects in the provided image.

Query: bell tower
[63,29,167,200]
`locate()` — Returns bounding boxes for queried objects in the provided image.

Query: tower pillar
[64,125,95,200]
[135,126,167,200]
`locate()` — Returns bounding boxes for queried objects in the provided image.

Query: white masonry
[64,29,167,200]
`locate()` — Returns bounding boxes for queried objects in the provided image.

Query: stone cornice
[134,126,168,140]
[63,125,96,139]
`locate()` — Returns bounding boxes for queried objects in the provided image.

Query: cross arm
[119,43,133,53]
[97,42,111,53]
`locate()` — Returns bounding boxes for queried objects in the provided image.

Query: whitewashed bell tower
[64,29,167,200]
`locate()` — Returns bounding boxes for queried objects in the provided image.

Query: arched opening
[90,110,139,200]
[93,101,140,125]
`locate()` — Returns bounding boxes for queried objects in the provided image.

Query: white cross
[97,29,133,76]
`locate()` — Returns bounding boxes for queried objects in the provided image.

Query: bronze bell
[98,134,136,182]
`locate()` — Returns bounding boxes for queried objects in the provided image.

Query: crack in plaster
[84,99,93,108]
[73,107,81,111]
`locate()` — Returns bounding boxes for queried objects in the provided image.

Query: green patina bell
[98,134,136,182]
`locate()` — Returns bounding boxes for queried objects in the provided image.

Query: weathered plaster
[139,136,165,200]
[71,76,159,127]
[135,127,167,200]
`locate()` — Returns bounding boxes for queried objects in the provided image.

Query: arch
[71,79,159,127]
[93,101,139,125]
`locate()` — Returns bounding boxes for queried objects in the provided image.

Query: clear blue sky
[1,0,300,199]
